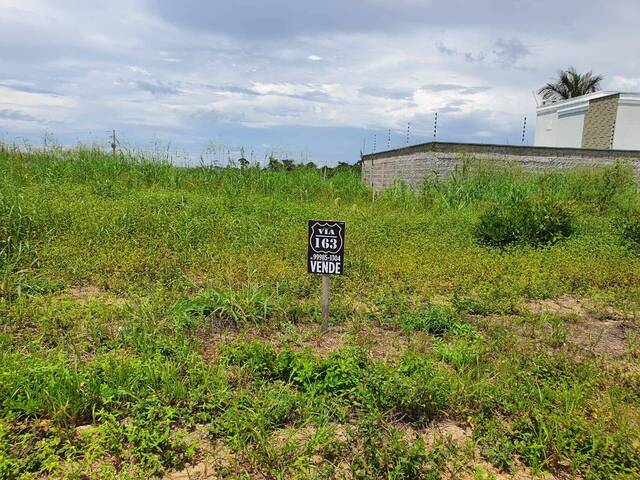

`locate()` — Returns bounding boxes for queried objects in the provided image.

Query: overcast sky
[1,0,639,165]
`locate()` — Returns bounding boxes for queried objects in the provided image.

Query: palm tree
[538,67,604,102]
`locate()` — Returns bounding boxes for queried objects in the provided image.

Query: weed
[475,194,574,248]
[395,305,477,337]
[176,284,284,327]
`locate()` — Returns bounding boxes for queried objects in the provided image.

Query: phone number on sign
[310,253,341,261]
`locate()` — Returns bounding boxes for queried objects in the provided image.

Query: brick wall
[361,142,640,191]
[581,94,619,149]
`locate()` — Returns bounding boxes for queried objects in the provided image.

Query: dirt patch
[391,417,472,448]
[296,323,409,363]
[392,419,565,480]
[452,459,563,480]
[571,317,637,357]
[424,418,472,447]
[527,294,632,322]
[164,426,258,480]
[270,424,318,449]
[66,285,127,305]
[164,419,572,480]
[163,442,246,480]
[526,295,638,359]
[294,324,349,357]
[528,295,589,318]
[198,330,237,360]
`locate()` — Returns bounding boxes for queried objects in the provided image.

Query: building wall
[534,110,557,147]
[535,95,590,148]
[613,94,640,150]
[361,142,640,191]
[581,94,619,149]
[556,110,585,148]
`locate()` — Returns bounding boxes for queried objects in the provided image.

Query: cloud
[147,0,633,41]
[131,80,181,95]
[203,84,261,96]
[493,38,529,66]
[421,84,492,95]
[0,109,41,122]
[359,86,414,100]
[435,41,487,64]
[436,42,456,56]
[128,66,150,75]
[0,81,60,96]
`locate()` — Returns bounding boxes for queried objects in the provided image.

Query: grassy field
[1,145,639,479]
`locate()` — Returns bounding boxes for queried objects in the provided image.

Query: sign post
[307,220,345,332]
[321,274,330,331]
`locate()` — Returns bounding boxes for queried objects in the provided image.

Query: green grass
[1,144,639,479]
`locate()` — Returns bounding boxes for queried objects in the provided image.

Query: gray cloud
[436,42,456,56]
[359,86,414,100]
[132,80,181,95]
[203,84,261,96]
[0,82,61,96]
[0,109,41,122]
[422,84,492,95]
[435,42,487,64]
[147,0,621,41]
[493,38,529,66]
[464,51,486,63]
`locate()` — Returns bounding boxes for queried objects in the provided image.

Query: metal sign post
[321,274,330,331]
[307,220,345,332]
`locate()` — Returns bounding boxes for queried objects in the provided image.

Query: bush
[619,216,640,246]
[614,203,640,248]
[474,196,573,248]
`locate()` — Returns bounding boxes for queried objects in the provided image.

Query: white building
[534,91,640,150]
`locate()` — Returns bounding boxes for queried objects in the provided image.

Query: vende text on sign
[307,220,345,275]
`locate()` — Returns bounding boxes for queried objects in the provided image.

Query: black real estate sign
[307,220,345,275]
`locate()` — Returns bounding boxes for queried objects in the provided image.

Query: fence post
[111,130,117,156]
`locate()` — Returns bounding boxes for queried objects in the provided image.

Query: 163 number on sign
[307,220,345,275]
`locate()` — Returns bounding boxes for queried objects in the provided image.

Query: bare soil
[526,295,638,358]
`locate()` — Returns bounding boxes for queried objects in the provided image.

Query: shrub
[474,196,573,248]
[615,205,640,248]
[621,218,640,246]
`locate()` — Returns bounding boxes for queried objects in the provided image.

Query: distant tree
[267,155,282,170]
[538,67,604,102]
[238,157,249,168]
[334,161,356,171]
[305,161,318,169]
[281,159,295,171]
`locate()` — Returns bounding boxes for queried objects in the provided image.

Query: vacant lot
[1,146,639,479]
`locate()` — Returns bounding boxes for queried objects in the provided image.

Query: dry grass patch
[66,285,127,305]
